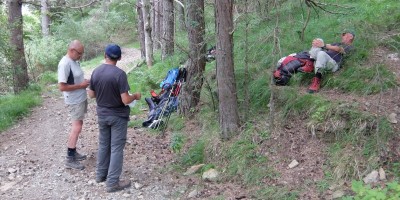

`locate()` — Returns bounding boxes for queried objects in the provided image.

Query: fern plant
[343,180,400,200]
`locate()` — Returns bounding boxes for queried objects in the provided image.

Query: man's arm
[121,92,141,105]
[58,79,90,91]
[87,89,96,98]
[312,39,345,54]
[325,44,345,54]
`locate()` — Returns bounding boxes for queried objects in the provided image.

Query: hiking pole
[154,83,175,131]
[160,80,183,136]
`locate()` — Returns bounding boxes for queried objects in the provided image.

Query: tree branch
[174,0,184,8]
[66,0,100,9]
[22,0,100,10]
[304,0,353,15]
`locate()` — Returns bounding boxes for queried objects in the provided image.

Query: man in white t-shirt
[57,40,89,170]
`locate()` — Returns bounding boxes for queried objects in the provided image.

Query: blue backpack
[160,68,179,89]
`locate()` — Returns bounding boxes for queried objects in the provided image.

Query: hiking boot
[74,152,87,161]
[106,180,131,193]
[96,176,106,183]
[298,64,314,73]
[308,77,321,93]
[65,156,85,170]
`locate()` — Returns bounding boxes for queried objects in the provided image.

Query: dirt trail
[84,47,142,79]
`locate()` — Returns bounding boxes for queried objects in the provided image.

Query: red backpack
[273,51,314,86]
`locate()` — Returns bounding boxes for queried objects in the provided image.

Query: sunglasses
[73,49,84,55]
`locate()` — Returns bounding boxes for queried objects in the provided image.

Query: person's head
[104,44,122,61]
[67,40,84,61]
[341,31,355,45]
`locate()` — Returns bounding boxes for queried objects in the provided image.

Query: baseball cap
[342,30,355,38]
[105,44,121,60]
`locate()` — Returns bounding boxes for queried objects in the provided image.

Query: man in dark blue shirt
[303,31,355,93]
[88,44,141,193]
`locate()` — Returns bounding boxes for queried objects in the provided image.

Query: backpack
[273,51,314,86]
[160,68,180,89]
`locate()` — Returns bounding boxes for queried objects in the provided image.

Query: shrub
[343,180,400,200]
[25,37,67,80]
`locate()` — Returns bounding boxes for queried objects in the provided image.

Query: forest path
[83,47,143,79]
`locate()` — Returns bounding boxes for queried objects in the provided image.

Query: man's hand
[312,39,325,48]
[133,92,141,100]
[80,79,90,89]
[121,92,141,105]
[59,79,90,92]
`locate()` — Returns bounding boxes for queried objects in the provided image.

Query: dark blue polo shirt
[326,42,354,66]
[90,64,130,118]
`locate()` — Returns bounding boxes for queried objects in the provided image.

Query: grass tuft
[0,86,42,132]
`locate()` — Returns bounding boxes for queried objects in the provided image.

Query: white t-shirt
[57,56,87,105]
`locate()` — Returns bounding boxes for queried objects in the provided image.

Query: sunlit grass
[0,85,42,132]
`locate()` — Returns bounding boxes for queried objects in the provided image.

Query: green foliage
[0,8,11,91]
[276,90,331,119]
[170,132,185,153]
[181,140,205,167]
[248,74,271,111]
[226,139,257,175]
[38,71,58,85]
[325,64,397,94]
[344,180,400,200]
[222,129,272,185]
[80,54,104,71]
[325,109,393,180]
[22,11,40,40]
[388,162,400,179]
[201,164,216,173]
[310,100,331,123]
[168,115,185,131]
[53,7,136,59]
[0,86,42,132]
[25,37,67,77]
[128,52,185,94]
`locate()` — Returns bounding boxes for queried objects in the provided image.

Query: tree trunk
[151,0,155,49]
[153,0,161,50]
[180,0,206,117]
[8,0,29,93]
[243,0,250,121]
[176,1,185,32]
[40,0,50,37]
[136,0,146,59]
[162,0,174,60]
[215,0,240,140]
[142,0,154,67]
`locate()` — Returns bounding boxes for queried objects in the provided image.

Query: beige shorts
[68,99,88,120]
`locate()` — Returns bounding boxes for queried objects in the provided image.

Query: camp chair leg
[154,97,171,130]
[160,111,173,136]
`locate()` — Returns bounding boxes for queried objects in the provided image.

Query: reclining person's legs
[145,97,156,111]
[308,51,338,93]
[314,51,339,73]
